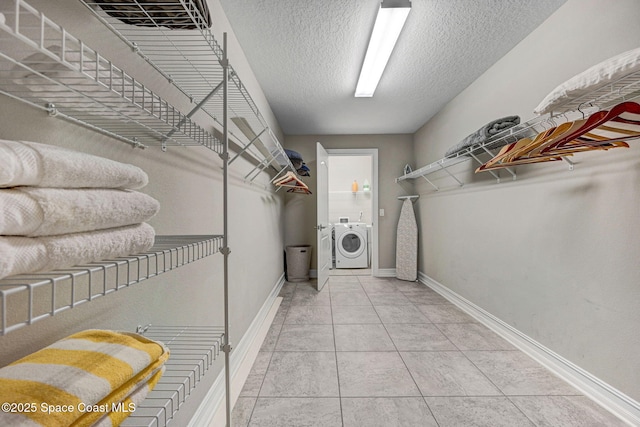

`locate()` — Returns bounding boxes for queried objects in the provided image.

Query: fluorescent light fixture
[355,0,411,97]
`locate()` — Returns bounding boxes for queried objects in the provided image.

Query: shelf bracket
[421,175,439,191]
[245,157,271,182]
[438,162,464,187]
[469,151,500,183]
[136,324,151,334]
[562,156,575,170]
[270,167,289,184]
[229,127,267,165]
[163,80,224,140]
[480,145,516,180]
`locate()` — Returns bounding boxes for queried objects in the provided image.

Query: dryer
[334,223,368,268]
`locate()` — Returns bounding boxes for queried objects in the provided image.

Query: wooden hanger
[273,171,312,194]
[476,102,640,172]
[541,101,640,155]
[475,128,564,172]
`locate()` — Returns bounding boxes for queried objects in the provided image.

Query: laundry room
[0,0,639,426]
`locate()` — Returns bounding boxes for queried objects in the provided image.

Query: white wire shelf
[397,72,640,191]
[0,235,223,336]
[396,116,550,189]
[122,325,225,427]
[550,68,640,114]
[0,0,222,152]
[80,0,298,181]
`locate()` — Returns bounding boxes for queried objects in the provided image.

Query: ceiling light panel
[355,0,411,97]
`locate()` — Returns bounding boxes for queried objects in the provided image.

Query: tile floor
[231,275,626,426]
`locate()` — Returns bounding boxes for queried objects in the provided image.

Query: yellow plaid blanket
[0,329,169,426]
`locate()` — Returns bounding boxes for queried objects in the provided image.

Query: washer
[334,223,368,268]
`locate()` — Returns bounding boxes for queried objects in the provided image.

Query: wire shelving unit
[80,0,299,183]
[0,1,252,425]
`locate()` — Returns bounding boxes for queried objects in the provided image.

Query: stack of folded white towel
[0,139,159,280]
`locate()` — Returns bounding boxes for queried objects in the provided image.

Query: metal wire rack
[396,116,551,189]
[0,2,239,424]
[550,68,640,114]
[80,0,298,181]
[0,0,222,152]
[396,69,640,190]
[0,235,223,336]
[121,325,225,427]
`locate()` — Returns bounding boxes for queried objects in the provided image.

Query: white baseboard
[376,268,396,277]
[418,271,640,427]
[188,274,285,427]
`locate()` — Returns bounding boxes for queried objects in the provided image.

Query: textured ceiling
[218,0,567,135]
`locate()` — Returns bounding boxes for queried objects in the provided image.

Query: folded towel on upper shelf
[534,47,640,115]
[0,139,148,189]
[0,223,155,280]
[284,149,303,161]
[0,329,169,427]
[283,149,312,176]
[0,187,159,237]
[444,116,521,158]
[284,149,304,170]
[297,164,311,177]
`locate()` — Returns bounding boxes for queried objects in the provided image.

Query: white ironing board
[396,197,418,281]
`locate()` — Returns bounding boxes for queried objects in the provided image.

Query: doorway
[326,148,379,277]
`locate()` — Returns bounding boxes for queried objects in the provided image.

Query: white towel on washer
[0,187,159,237]
[0,223,155,280]
[0,139,148,189]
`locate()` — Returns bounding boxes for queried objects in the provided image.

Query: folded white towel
[0,187,159,237]
[0,139,148,189]
[0,223,155,280]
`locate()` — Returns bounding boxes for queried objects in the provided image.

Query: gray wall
[413,0,640,402]
[283,134,414,270]
[0,1,284,423]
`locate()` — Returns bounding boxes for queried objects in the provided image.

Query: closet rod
[398,195,419,200]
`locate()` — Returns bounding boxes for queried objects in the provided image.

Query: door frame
[316,142,331,290]
[326,148,379,276]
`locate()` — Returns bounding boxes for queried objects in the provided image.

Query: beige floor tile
[337,352,420,397]
[334,324,395,351]
[426,397,535,427]
[401,351,501,396]
[342,397,438,427]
